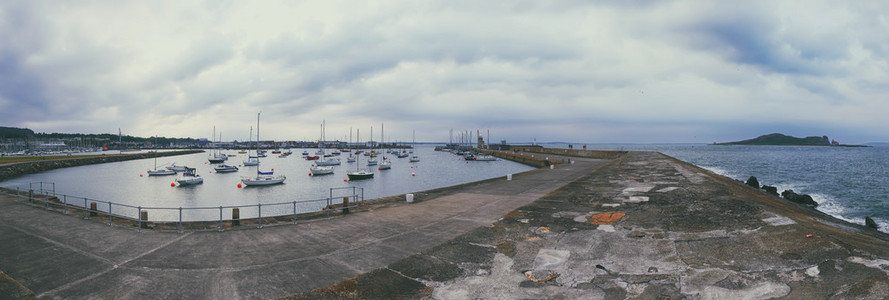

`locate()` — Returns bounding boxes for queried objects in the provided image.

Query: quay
[2,150,889,298]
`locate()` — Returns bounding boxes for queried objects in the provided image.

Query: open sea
[3,143,887,233]
[552,143,889,233]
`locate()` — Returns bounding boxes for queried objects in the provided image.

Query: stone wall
[0,150,203,182]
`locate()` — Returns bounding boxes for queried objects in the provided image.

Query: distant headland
[714,133,869,147]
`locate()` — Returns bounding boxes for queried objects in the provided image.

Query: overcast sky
[2,1,887,144]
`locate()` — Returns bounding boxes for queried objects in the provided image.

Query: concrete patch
[533,249,571,270]
[763,215,796,226]
[656,187,679,193]
[700,281,791,299]
[848,257,889,275]
[623,196,649,203]
[598,225,616,232]
[622,185,655,195]
[602,203,621,207]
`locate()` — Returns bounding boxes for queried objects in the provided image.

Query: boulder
[865,217,879,229]
[781,189,818,207]
[761,185,778,196]
[745,176,760,188]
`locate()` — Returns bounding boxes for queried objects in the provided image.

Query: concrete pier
[2,150,889,299]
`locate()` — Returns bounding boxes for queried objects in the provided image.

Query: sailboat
[347,127,357,163]
[315,121,341,166]
[241,112,286,186]
[243,126,259,166]
[366,126,378,165]
[378,123,391,170]
[347,128,374,180]
[175,167,204,185]
[147,157,175,176]
[409,129,420,162]
[208,126,227,163]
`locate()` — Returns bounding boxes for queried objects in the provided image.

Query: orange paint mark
[588,212,626,225]
[538,226,550,233]
[525,234,543,241]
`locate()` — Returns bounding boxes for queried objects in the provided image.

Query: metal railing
[4,182,364,233]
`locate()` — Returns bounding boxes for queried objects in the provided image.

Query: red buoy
[237,183,243,188]
[344,178,348,182]
[140,174,143,177]
[412,173,415,176]
[309,172,313,176]
[171,182,176,187]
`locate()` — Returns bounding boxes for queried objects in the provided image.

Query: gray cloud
[1,0,888,144]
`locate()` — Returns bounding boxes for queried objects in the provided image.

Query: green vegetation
[715,133,831,146]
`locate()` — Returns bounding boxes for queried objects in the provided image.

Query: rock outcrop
[781,189,818,207]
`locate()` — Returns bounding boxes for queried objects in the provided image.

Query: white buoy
[406,193,414,203]
[507,174,512,180]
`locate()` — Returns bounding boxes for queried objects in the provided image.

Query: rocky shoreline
[0,150,203,182]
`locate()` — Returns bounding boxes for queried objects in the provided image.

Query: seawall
[0,150,203,182]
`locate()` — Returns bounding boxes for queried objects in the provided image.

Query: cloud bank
[1,0,887,144]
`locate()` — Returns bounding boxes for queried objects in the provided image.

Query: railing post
[292,201,297,224]
[218,206,223,232]
[108,202,113,225]
[326,196,331,219]
[178,207,183,233]
[63,195,67,214]
[45,192,49,209]
[137,206,142,233]
[257,203,263,229]
[84,198,89,219]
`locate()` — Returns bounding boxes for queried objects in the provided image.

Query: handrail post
[257,203,263,229]
[84,198,89,219]
[178,207,183,233]
[63,195,67,214]
[292,201,297,224]
[137,206,142,233]
[218,206,223,232]
[108,202,113,225]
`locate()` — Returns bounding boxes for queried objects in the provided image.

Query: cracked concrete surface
[297,151,889,299]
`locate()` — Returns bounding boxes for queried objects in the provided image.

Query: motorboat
[214,164,239,173]
[315,158,341,166]
[379,160,391,170]
[310,164,334,176]
[243,156,260,166]
[474,154,497,161]
[175,167,204,185]
[167,163,187,172]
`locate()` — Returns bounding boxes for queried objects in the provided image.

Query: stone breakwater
[0,150,203,182]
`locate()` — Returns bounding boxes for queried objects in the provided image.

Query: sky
[1,1,888,144]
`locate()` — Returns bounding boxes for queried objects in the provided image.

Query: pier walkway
[0,155,606,299]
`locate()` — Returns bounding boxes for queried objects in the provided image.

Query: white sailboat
[315,121,341,166]
[243,126,259,166]
[347,128,374,180]
[378,123,391,170]
[409,129,420,162]
[241,112,286,186]
[147,157,175,176]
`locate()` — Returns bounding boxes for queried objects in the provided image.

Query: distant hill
[0,126,35,138]
[715,133,833,146]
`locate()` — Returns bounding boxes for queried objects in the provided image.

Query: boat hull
[241,175,286,186]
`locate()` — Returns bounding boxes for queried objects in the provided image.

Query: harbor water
[0,145,533,222]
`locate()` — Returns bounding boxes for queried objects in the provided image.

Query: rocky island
[714,133,868,147]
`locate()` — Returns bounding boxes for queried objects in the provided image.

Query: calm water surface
[1,145,533,221]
